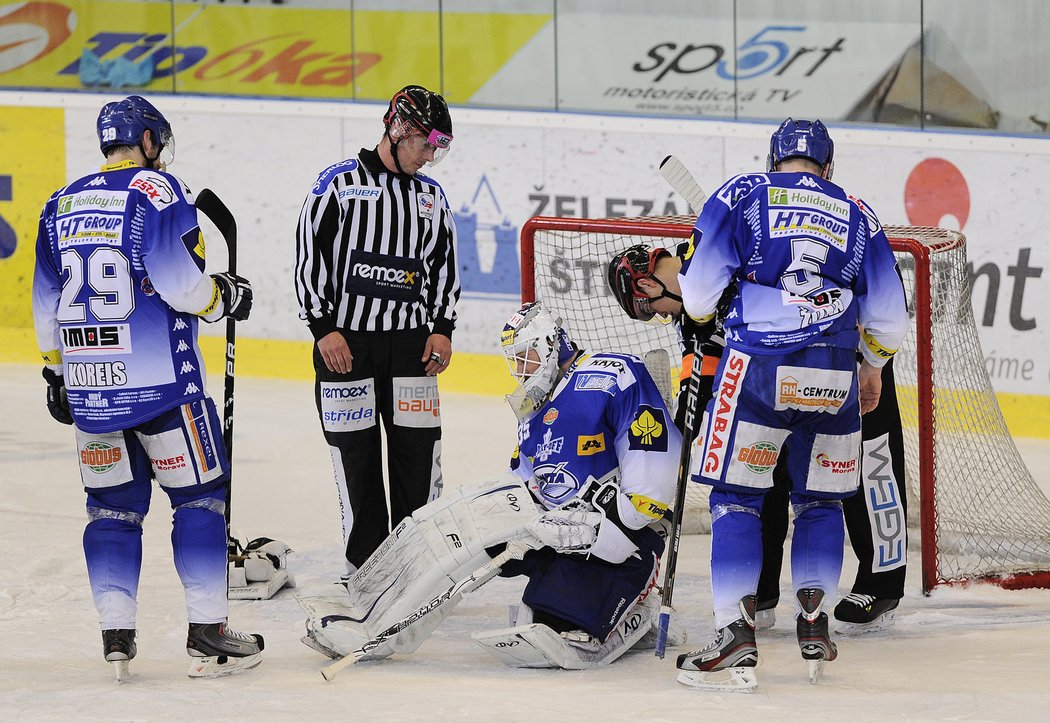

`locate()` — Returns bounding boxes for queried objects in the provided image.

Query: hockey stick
[654,346,704,658]
[320,540,533,681]
[659,155,708,214]
[653,156,709,657]
[193,189,240,558]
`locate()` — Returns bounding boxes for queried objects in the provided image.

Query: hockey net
[521,215,1050,593]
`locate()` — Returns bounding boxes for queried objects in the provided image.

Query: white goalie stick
[659,155,708,214]
[319,539,535,681]
[653,155,709,657]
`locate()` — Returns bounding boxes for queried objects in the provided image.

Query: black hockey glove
[211,272,254,322]
[680,314,716,356]
[42,367,73,425]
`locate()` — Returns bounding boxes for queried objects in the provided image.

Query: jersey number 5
[781,238,829,296]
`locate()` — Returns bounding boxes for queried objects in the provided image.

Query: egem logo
[0,2,74,73]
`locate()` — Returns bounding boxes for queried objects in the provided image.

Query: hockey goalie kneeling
[296,302,688,669]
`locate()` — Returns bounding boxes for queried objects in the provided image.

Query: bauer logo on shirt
[416,192,435,219]
[338,187,383,202]
[627,405,668,452]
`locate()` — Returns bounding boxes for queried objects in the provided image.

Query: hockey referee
[295,85,459,578]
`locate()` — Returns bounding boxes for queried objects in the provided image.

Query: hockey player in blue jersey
[672,118,909,691]
[32,96,261,680]
[296,301,684,669]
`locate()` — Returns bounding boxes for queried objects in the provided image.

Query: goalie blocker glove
[204,272,253,322]
[42,367,73,425]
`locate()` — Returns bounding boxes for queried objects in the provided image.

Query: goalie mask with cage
[766,117,834,179]
[501,302,577,418]
[608,244,680,326]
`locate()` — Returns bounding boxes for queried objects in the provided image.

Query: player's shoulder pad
[846,193,883,235]
[311,157,359,196]
[572,352,641,394]
[715,172,771,210]
[127,168,182,212]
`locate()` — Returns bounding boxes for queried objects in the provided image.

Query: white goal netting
[522,216,1050,592]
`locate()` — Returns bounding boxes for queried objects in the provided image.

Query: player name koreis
[66,361,128,388]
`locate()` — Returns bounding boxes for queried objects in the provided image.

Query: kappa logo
[0,2,74,73]
[795,176,820,189]
[86,176,107,187]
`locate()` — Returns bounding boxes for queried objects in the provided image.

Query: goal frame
[520,215,1050,594]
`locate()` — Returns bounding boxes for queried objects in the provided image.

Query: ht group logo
[0,2,74,74]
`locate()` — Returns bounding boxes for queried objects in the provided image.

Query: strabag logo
[703,349,749,477]
[0,2,74,73]
[81,441,122,473]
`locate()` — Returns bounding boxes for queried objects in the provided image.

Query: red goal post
[521,215,1050,594]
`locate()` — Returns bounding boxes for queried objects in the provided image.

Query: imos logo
[0,2,75,74]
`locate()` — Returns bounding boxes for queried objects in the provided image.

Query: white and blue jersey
[33,161,220,434]
[680,171,908,367]
[681,171,908,497]
[509,352,680,529]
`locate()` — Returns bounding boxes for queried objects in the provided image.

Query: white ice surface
[2,364,1049,722]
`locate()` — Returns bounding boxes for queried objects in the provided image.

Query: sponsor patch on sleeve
[628,405,668,452]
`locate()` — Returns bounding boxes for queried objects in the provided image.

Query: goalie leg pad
[472,601,654,670]
[517,526,663,640]
[298,474,535,658]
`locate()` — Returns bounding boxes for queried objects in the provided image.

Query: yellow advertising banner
[0,106,65,330]
[0,1,549,101]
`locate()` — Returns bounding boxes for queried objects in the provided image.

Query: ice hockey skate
[834,593,899,635]
[102,628,136,683]
[186,622,264,678]
[675,596,759,693]
[796,588,837,684]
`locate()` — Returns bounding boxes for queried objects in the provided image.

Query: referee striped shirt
[295,148,459,340]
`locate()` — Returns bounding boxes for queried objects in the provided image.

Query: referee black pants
[313,327,442,570]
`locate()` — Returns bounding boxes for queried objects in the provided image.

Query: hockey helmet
[500,302,577,418]
[766,117,834,179]
[608,244,676,325]
[383,85,453,164]
[97,95,174,165]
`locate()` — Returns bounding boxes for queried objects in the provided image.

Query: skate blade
[677,665,758,693]
[187,652,263,679]
[807,658,827,684]
[835,610,896,636]
[112,660,130,684]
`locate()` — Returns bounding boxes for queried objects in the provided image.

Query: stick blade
[658,155,708,214]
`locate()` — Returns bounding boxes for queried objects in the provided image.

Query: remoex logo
[0,2,75,74]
